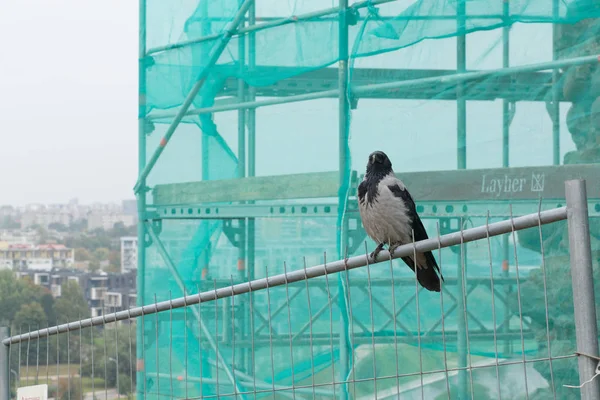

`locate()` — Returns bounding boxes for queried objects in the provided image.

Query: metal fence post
[565,179,600,400]
[0,327,9,400]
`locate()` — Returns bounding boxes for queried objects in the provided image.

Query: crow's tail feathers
[401,251,444,292]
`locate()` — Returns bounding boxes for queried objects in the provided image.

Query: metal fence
[2,179,599,400]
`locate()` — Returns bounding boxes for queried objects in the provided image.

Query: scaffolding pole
[338,2,351,399]
[246,0,257,381]
[236,2,248,380]
[502,0,512,357]
[551,0,561,165]
[565,180,600,400]
[136,1,147,399]
[134,0,255,193]
[147,54,600,122]
[455,1,469,398]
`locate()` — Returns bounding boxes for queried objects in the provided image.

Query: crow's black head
[366,151,393,176]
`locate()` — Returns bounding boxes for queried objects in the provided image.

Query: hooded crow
[357,150,443,292]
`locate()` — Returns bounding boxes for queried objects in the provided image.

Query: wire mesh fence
[2,180,599,400]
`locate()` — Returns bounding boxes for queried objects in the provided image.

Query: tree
[69,218,88,233]
[0,270,42,324]
[40,293,56,323]
[81,323,137,388]
[13,302,47,329]
[74,247,91,262]
[57,378,82,400]
[54,281,90,321]
[0,215,20,229]
[118,373,132,396]
[50,281,90,365]
[93,248,110,262]
[13,302,48,367]
[36,226,49,244]
[109,250,121,271]
[88,260,101,273]
[48,222,68,232]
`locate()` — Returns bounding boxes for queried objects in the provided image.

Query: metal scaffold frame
[136,1,600,399]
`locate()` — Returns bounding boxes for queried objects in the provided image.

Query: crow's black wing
[388,183,443,282]
[387,183,429,243]
[358,180,367,206]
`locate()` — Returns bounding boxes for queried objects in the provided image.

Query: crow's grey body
[359,174,414,246]
[357,151,443,292]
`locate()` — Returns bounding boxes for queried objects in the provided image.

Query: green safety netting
[138,0,600,398]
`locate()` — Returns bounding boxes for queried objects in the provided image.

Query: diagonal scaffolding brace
[144,221,247,398]
[133,0,255,193]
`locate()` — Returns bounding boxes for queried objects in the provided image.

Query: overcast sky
[0,1,574,206]
[0,0,138,206]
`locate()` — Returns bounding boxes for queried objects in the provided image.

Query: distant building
[120,236,138,273]
[0,259,12,270]
[87,212,135,231]
[21,210,71,229]
[122,200,137,216]
[0,243,74,270]
[16,268,137,317]
[0,205,17,218]
[0,229,38,244]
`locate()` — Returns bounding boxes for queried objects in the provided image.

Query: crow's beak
[370,154,376,164]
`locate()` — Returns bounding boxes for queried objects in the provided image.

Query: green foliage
[93,247,110,262]
[109,250,121,272]
[0,270,43,324]
[75,247,92,261]
[70,218,88,232]
[54,280,90,321]
[0,215,20,229]
[88,260,101,273]
[13,302,47,329]
[57,377,82,400]
[36,226,49,244]
[40,293,56,323]
[118,373,133,395]
[48,222,69,232]
[81,323,137,389]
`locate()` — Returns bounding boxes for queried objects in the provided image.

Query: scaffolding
[136,0,600,398]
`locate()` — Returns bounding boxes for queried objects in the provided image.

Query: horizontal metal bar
[221,67,560,102]
[199,276,527,289]
[352,54,599,96]
[3,206,566,345]
[226,331,535,347]
[148,203,340,219]
[147,54,599,121]
[156,373,333,398]
[147,88,339,121]
[194,14,529,23]
[415,200,600,218]
[145,0,396,56]
[147,200,600,220]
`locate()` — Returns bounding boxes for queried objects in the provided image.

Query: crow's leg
[370,243,385,261]
[388,242,402,256]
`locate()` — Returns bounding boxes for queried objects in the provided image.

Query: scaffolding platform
[218,67,562,102]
